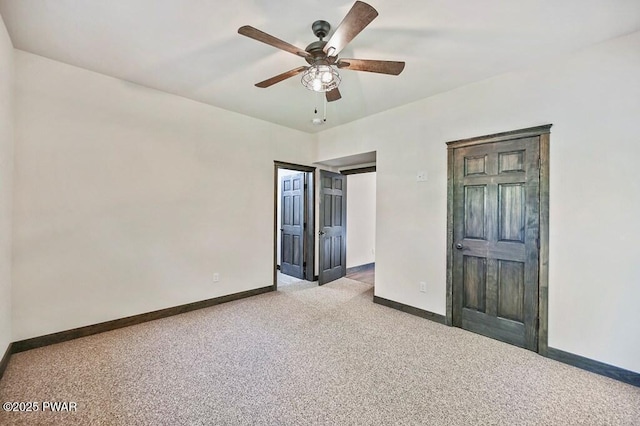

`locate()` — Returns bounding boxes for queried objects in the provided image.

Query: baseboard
[346,262,375,275]
[0,342,12,381]
[6,287,637,390]
[546,347,639,388]
[373,297,638,387]
[373,296,446,324]
[12,286,274,354]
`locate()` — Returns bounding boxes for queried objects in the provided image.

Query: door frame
[274,161,316,290]
[445,124,551,355]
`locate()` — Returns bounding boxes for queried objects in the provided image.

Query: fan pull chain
[311,92,325,125]
[323,93,327,122]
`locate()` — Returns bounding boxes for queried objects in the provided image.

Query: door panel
[464,185,487,239]
[499,183,525,242]
[497,260,524,322]
[319,170,346,285]
[464,155,487,175]
[280,172,305,279]
[452,137,540,350]
[499,150,525,173]
[463,256,486,312]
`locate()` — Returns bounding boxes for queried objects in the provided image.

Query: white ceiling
[1,1,639,133]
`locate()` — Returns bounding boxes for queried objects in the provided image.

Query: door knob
[455,243,463,250]
[319,231,325,236]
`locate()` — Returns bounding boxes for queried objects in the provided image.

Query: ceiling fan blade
[323,1,378,57]
[238,26,310,58]
[326,88,342,102]
[337,59,405,75]
[255,66,309,88]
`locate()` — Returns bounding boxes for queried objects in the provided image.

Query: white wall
[12,51,314,341]
[316,32,640,373]
[0,13,13,356]
[6,25,639,375]
[346,172,376,268]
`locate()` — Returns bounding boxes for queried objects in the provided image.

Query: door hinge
[538,158,541,170]
[536,238,540,249]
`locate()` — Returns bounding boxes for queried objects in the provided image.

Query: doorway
[313,153,377,287]
[275,153,377,289]
[343,167,376,286]
[446,125,550,353]
[274,162,315,290]
[317,167,377,286]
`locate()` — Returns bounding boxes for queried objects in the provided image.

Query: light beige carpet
[1,278,639,425]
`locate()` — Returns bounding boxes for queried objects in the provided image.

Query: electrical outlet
[419,281,427,293]
[213,273,220,283]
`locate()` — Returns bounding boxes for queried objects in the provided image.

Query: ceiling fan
[238,1,405,102]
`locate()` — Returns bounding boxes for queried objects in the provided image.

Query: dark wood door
[452,137,540,350]
[319,170,346,285]
[280,172,305,279]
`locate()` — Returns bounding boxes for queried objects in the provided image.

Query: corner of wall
[0,10,15,359]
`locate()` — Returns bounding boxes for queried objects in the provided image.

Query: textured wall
[0,13,14,357]
[346,172,376,268]
[316,32,640,373]
[0,17,14,357]
[12,51,314,340]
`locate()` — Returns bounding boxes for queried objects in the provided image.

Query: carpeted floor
[1,277,639,425]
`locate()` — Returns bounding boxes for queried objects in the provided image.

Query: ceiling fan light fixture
[239,1,405,106]
[301,61,341,93]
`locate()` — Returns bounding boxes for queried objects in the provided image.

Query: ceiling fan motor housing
[305,40,333,64]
